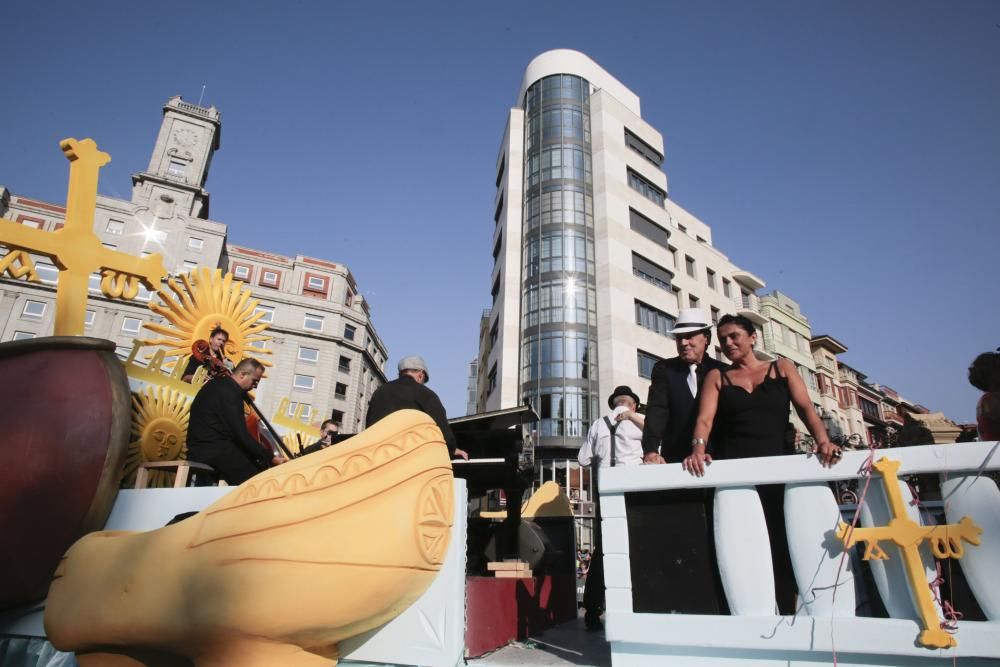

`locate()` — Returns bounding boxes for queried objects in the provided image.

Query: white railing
[599,442,1000,666]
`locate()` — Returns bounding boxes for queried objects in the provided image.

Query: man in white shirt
[578,385,644,630]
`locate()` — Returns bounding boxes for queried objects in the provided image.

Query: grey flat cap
[398,355,429,382]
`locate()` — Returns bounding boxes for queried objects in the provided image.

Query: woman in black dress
[683,314,840,614]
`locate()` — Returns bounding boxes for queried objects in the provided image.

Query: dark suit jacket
[365,375,458,456]
[641,356,728,463]
[187,376,270,472]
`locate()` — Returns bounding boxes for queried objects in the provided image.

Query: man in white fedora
[632,308,729,615]
[641,308,727,464]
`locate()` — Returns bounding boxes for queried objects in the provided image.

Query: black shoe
[584,611,603,631]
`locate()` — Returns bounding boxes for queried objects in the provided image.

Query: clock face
[174,128,198,148]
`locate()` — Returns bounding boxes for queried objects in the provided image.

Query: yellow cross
[837,457,982,649]
[0,138,166,336]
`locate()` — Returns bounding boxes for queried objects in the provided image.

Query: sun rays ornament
[141,267,272,366]
[124,386,192,488]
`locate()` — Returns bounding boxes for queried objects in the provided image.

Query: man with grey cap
[365,355,469,460]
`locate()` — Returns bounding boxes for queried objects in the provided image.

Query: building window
[344,323,356,340]
[629,208,670,248]
[167,159,186,176]
[180,261,198,274]
[115,346,130,360]
[298,346,319,363]
[688,294,700,309]
[335,382,348,399]
[106,220,125,235]
[35,262,58,285]
[89,273,102,292]
[635,300,676,337]
[121,317,142,335]
[710,306,720,325]
[254,304,274,323]
[293,374,315,391]
[624,128,664,167]
[627,169,666,207]
[307,275,326,291]
[685,255,696,278]
[338,355,351,373]
[492,233,503,262]
[632,252,673,291]
[344,288,354,307]
[22,300,46,318]
[706,268,717,290]
[496,156,505,187]
[722,278,732,298]
[303,313,324,332]
[232,263,251,280]
[487,363,498,394]
[18,217,43,229]
[330,409,344,426]
[677,223,688,234]
[12,331,36,341]
[102,242,117,250]
[260,270,279,288]
[247,339,268,351]
[85,310,96,328]
[187,237,204,251]
[145,230,167,245]
[637,349,664,379]
[489,318,499,347]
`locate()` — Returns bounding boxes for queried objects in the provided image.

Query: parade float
[1,138,998,667]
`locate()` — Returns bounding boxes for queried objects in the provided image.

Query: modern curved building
[480,50,766,458]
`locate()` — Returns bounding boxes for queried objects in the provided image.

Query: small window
[685,256,696,278]
[723,278,732,299]
[307,276,326,291]
[180,261,198,274]
[688,294,699,309]
[85,310,96,328]
[343,323,356,341]
[12,331,36,341]
[22,300,46,318]
[706,268,717,290]
[678,223,688,234]
[344,289,354,306]
[335,382,348,398]
[167,159,186,176]
[115,346,130,360]
[36,263,58,285]
[303,313,324,332]
[330,409,344,426]
[233,264,251,280]
[637,349,663,379]
[293,374,315,391]
[338,355,351,373]
[121,317,142,335]
[106,220,125,235]
[298,346,319,363]
[248,339,268,350]
[261,270,279,287]
[135,285,153,302]
[710,306,720,325]
[187,237,204,251]
[298,404,312,422]
[20,218,42,229]
[145,230,167,245]
[89,273,102,292]
[254,305,275,323]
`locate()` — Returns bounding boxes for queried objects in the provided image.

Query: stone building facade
[0,96,387,430]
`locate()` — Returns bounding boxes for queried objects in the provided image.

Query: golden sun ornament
[141,267,272,365]
[123,386,192,488]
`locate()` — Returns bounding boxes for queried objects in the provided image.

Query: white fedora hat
[669,308,712,336]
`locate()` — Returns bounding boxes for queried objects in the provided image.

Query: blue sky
[2,1,997,422]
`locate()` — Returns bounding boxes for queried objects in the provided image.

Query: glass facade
[520,74,599,446]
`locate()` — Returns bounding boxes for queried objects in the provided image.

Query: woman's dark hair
[210,325,229,340]
[968,350,1000,392]
[717,314,756,337]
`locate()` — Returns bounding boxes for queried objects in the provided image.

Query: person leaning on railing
[684,314,841,614]
[968,349,1000,441]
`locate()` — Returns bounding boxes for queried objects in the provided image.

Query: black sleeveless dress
[714,361,797,614]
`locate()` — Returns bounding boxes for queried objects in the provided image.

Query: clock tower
[131,96,221,220]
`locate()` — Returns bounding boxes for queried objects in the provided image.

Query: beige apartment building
[759,291,822,436]
[0,96,387,429]
[479,49,768,457]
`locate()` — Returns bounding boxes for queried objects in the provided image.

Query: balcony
[734,293,766,325]
[731,269,766,292]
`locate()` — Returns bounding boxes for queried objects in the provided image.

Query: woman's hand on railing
[643,451,665,465]
[814,440,842,468]
[682,444,712,477]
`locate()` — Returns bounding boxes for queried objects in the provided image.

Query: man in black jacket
[632,308,729,614]
[187,358,285,484]
[642,308,727,464]
[365,355,468,460]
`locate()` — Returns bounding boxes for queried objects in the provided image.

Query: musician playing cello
[187,358,287,485]
[182,325,233,383]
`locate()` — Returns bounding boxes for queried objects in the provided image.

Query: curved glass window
[525,186,593,230]
[523,229,594,278]
[522,386,592,438]
[521,331,594,381]
[522,279,596,328]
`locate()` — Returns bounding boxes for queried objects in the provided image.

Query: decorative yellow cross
[0,138,166,335]
[837,457,983,649]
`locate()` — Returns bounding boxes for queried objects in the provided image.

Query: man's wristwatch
[691,437,706,448]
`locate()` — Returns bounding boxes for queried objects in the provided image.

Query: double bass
[190,340,294,461]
